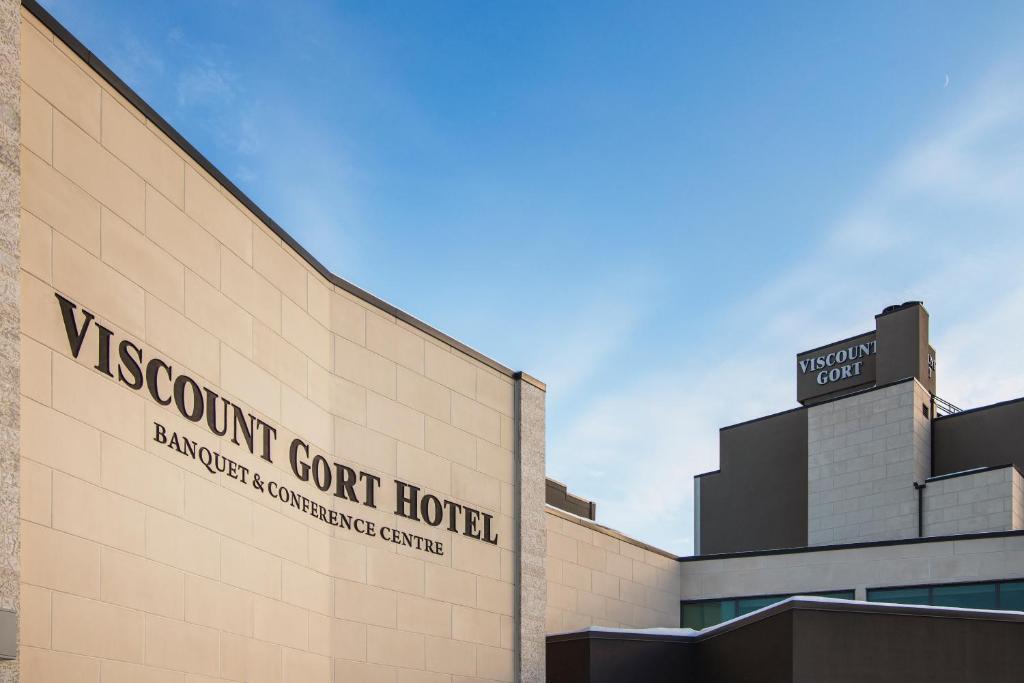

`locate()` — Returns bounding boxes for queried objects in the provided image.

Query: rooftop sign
[796,331,877,404]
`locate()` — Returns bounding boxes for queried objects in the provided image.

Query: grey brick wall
[680,534,1024,602]
[807,380,932,546]
[924,467,1023,537]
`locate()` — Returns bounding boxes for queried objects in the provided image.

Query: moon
[944,73,950,88]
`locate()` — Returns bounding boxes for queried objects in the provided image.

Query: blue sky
[42,0,1024,553]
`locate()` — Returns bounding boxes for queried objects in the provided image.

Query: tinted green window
[681,603,704,629]
[933,583,997,610]
[736,596,780,615]
[869,580,1024,611]
[817,590,856,600]
[698,602,722,629]
[868,587,930,605]
[999,581,1024,611]
[681,590,856,630]
[683,600,738,629]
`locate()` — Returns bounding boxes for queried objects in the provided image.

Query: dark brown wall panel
[699,408,808,555]
[793,609,1024,682]
[932,399,1024,476]
[698,611,794,682]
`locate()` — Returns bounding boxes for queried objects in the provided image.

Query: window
[682,600,735,630]
[932,583,996,610]
[680,589,855,630]
[1000,581,1024,611]
[736,595,779,614]
[868,586,930,605]
[868,579,1024,611]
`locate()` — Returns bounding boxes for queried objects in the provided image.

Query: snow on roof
[547,595,1024,640]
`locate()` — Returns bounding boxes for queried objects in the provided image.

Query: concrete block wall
[1015,470,1024,532]
[923,468,1023,537]
[16,7,522,682]
[544,509,680,632]
[680,534,1024,603]
[807,380,932,546]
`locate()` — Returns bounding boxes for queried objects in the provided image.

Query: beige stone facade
[15,6,524,681]
[544,509,679,632]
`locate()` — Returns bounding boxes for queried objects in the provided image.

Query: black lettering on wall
[421,494,444,526]
[52,293,499,547]
[361,472,381,508]
[231,405,255,452]
[443,500,463,533]
[290,438,311,481]
[94,324,114,377]
[395,481,420,521]
[146,358,173,405]
[464,507,482,539]
[254,419,276,463]
[204,389,229,436]
[335,464,360,503]
[482,512,499,544]
[311,455,332,493]
[117,339,144,390]
[173,375,204,422]
[55,293,93,358]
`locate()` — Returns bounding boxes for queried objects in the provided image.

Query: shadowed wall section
[547,599,1024,683]
[697,408,808,555]
[933,398,1024,476]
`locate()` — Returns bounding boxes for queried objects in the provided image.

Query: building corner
[515,372,546,683]
[0,0,19,678]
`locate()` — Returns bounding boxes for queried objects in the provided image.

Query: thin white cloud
[148,23,365,274]
[533,267,665,409]
[550,57,1024,556]
[176,59,239,108]
[107,31,165,86]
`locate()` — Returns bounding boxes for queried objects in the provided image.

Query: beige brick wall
[544,509,679,632]
[923,467,1023,537]
[18,8,518,682]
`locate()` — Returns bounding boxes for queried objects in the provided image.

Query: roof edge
[546,596,1024,643]
[680,528,1024,562]
[926,463,1018,483]
[545,505,679,560]
[21,0,530,382]
[933,394,1024,421]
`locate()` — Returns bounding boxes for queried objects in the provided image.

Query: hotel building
[1,1,1021,681]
